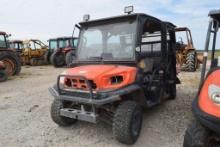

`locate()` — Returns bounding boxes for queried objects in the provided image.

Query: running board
[60,108,98,123]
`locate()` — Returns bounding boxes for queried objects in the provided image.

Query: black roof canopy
[209,10,220,26]
[79,13,173,27]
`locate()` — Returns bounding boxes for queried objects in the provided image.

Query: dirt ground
[0,65,200,147]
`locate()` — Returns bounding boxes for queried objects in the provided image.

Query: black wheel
[50,99,77,126]
[186,51,196,72]
[0,70,8,82]
[183,120,220,147]
[50,51,65,67]
[65,50,76,67]
[0,51,21,76]
[113,101,142,145]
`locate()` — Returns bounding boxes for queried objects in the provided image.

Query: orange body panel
[64,65,137,91]
[199,69,220,118]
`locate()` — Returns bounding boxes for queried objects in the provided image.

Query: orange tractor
[49,6,179,145]
[0,31,21,76]
[183,10,220,146]
[50,37,78,67]
[175,27,203,72]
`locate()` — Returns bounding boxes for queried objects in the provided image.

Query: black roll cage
[75,13,176,66]
[200,10,220,86]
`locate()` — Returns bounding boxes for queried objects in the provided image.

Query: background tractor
[9,40,24,54]
[50,37,78,67]
[21,39,48,66]
[175,27,203,72]
[0,31,21,76]
[44,38,58,64]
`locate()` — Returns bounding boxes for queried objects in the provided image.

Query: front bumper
[49,83,141,106]
[192,99,220,135]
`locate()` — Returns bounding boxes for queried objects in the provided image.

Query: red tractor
[50,37,78,67]
[183,10,220,146]
[0,32,21,76]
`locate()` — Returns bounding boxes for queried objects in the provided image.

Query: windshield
[77,21,136,61]
[49,40,57,50]
[58,39,70,48]
[0,35,7,48]
[10,42,23,50]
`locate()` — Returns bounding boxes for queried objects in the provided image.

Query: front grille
[64,77,97,90]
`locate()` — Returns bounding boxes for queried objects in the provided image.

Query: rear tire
[50,52,65,67]
[186,51,196,72]
[0,51,21,76]
[65,50,76,67]
[0,70,8,82]
[113,101,142,145]
[50,100,77,126]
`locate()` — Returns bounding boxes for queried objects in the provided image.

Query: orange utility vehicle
[49,7,179,145]
[184,10,220,146]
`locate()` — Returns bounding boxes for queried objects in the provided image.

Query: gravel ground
[0,65,200,147]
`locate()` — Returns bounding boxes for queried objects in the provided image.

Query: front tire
[50,100,77,126]
[184,120,211,147]
[113,101,142,145]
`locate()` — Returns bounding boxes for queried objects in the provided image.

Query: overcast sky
[0,0,219,49]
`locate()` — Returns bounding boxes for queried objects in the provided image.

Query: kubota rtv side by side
[184,10,220,147]
[49,7,178,145]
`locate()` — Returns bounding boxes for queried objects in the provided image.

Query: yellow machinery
[21,39,48,66]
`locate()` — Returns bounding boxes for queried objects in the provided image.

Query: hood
[64,65,137,90]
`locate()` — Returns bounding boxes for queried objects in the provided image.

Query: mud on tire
[50,99,77,126]
[186,51,196,72]
[0,51,21,76]
[113,101,142,145]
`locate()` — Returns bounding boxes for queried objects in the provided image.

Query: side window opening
[141,21,162,57]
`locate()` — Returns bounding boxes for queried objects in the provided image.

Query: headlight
[110,75,123,85]
[211,93,220,104]
[60,70,67,84]
[209,84,220,104]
